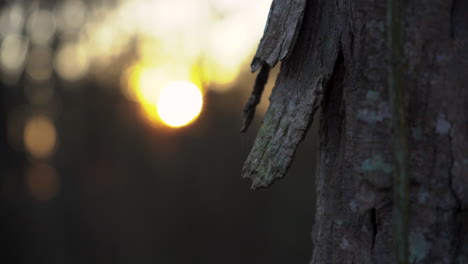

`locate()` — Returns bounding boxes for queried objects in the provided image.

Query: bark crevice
[448,123,461,206]
[371,208,377,249]
[241,63,271,133]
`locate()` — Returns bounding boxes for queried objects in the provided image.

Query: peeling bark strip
[241,0,306,133]
[251,0,306,72]
[242,0,341,188]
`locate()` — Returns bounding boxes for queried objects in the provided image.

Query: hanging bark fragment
[241,0,306,133]
[242,0,343,188]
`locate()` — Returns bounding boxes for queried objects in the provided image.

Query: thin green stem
[387,0,410,263]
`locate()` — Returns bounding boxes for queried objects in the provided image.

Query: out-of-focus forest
[0,0,318,263]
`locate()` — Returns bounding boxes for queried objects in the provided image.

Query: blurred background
[0,0,318,263]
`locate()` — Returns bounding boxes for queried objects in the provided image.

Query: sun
[157,81,203,128]
[123,65,204,128]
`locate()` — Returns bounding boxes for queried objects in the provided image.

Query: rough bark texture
[241,0,307,134]
[242,0,468,262]
[242,0,341,188]
[251,0,307,72]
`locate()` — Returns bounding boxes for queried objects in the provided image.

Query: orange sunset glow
[100,0,270,128]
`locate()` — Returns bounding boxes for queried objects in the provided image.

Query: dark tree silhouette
[242,0,468,263]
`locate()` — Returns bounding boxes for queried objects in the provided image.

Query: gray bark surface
[251,0,306,72]
[242,0,468,263]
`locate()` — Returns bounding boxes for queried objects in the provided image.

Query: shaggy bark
[242,0,468,263]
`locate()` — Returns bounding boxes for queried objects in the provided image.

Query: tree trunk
[241,0,468,263]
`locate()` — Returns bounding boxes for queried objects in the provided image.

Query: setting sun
[123,65,204,128]
[107,0,271,128]
[157,81,203,128]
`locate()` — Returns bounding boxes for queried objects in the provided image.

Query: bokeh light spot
[56,0,87,35]
[24,115,57,159]
[0,4,25,36]
[25,163,59,201]
[54,42,89,81]
[26,9,56,45]
[157,81,203,128]
[0,34,28,73]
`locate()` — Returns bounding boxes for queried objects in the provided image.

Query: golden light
[25,163,60,201]
[113,0,271,91]
[157,81,203,128]
[23,115,57,159]
[122,65,170,102]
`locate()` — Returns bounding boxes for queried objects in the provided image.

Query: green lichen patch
[411,127,423,141]
[357,102,391,124]
[366,90,380,102]
[436,113,451,135]
[361,154,393,174]
[409,232,430,263]
[359,154,393,188]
